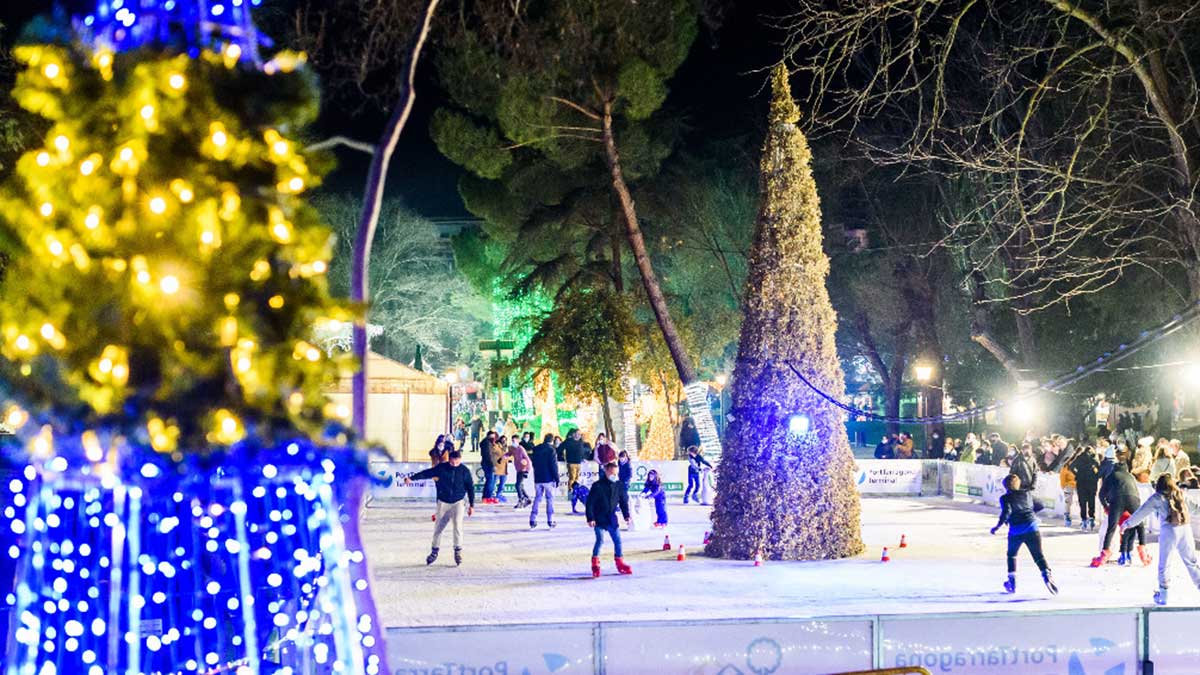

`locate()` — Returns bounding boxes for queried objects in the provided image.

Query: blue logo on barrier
[1068,638,1123,675]
[746,637,782,675]
[857,471,867,485]
[542,653,569,672]
[371,468,393,488]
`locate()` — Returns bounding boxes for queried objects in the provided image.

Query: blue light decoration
[1,435,387,675]
[76,0,271,66]
[0,2,389,673]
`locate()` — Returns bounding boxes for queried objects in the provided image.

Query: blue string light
[1,437,383,675]
[75,0,273,66]
[782,299,1200,425]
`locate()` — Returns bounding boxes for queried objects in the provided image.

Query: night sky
[0,1,789,220]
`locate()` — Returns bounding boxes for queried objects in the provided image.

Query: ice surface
[362,495,1197,628]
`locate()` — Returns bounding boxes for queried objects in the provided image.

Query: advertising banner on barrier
[881,610,1139,674]
[602,619,872,674]
[386,624,595,674]
[1148,609,1200,674]
[853,459,924,494]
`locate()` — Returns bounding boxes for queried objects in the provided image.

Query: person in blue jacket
[617,451,633,493]
[642,469,668,527]
[683,446,712,504]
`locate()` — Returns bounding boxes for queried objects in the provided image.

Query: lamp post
[914,364,933,456]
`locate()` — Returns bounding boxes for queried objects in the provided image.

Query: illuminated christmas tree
[706,66,864,561]
[0,2,387,673]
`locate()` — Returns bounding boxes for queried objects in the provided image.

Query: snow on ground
[361,494,1200,628]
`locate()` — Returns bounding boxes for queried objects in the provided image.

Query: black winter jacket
[585,476,630,528]
[408,463,475,507]
[530,442,560,484]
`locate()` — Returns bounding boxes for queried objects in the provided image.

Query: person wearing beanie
[1069,445,1101,531]
[405,450,475,566]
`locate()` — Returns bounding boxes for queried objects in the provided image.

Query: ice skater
[507,434,532,508]
[530,433,559,529]
[586,462,632,577]
[1069,444,1100,531]
[1121,474,1200,605]
[990,474,1058,595]
[642,469,668,528]
[404,450,475,566]
[683,446,712,504]
[617,450,632,493]
[1093,450,1147,567]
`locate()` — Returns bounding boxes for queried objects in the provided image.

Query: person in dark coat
[529,434,560,529]
[560,429,587,493]
[1009,443,1039,493]
[988,433,1008,467]
[680,417,702,452]
[1069,445,1101,531]
[586,462,632,577]
[874,436,895,460]
[405,450,475,566]
[1093,452,1142,567]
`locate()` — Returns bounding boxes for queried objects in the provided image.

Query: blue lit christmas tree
[0,2,389,673]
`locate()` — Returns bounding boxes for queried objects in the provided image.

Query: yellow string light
[159,275,180,295]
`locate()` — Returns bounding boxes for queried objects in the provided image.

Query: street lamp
[914,364,933,456]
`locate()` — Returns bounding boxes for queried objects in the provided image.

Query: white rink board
[881,611,1139,675]
[386,624,595,674]
[1148,610,1200,675]
[601,619,872,674]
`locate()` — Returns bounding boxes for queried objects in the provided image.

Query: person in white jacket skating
[1121,474,1200,605]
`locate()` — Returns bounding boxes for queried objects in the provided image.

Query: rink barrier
[384,607,1200,674]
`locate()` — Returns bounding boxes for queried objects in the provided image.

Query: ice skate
[591,556,601,578]
[453,548,462,566]
[1137,544,1153,566]
[548,521,557,529]
[1064,515,1072,527]
[1117,551,1130,566]
[1043,570,1058,595]
[614,557,633,575]
[1090,550,1111,567]
[529,519,536,530]
[426,548,439,565]
[1154,587,1168,606]
[1003,575,1015,594]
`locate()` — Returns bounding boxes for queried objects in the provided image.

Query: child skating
[1120,474,1200,605]
[642,469,668,528]
[585,462,632,577]
[990,474,1058,595]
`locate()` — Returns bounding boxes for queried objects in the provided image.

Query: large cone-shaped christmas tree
[706,66,864,560]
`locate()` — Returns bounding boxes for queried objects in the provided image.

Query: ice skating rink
[362,496,1198,628]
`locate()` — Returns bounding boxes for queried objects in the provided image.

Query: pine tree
[706,66,864,560]
[0,38,352,455]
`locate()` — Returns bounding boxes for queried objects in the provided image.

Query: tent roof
[327,352,448,395]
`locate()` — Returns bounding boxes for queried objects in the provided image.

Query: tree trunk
[601,103,722,456]
[884,381,901,437]
[351,0,441,436]
[601,103,697,385]
[610,231,624,293]
[599,379,615,439]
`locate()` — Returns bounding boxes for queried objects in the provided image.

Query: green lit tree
[707,66,864,560]
[0,43,353,452]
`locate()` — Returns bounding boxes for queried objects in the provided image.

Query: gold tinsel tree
[706,65,864,560]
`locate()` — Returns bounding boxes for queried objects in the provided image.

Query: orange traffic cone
[753,550,763,567]
[881,546,890,562]
[677,545,687,562]
[662,535,671,551]
[703,530,712,545]
[899,534,908,548]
